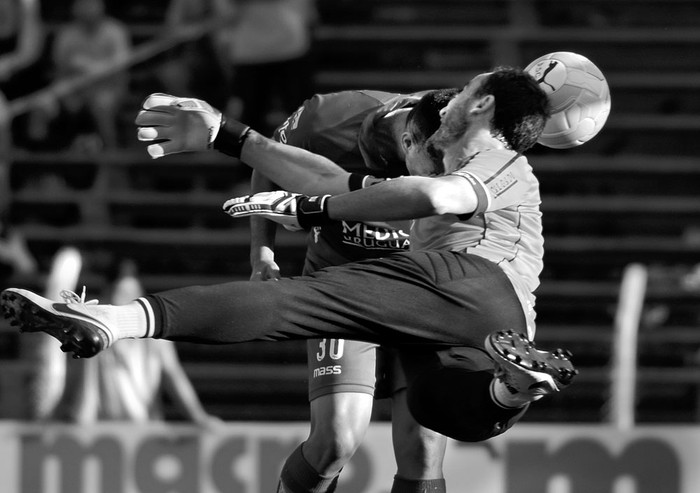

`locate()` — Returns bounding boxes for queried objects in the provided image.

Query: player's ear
[470,94,495,115]
[400,131,414,153]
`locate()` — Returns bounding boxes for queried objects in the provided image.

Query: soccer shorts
[303,250,405,402]
[307,339,406,401]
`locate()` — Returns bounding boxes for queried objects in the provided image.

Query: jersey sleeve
[272,91,395,150]
[451,151,534,214]
[272,94,321,146]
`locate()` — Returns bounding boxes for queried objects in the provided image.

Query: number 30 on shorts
[316,338,345,361]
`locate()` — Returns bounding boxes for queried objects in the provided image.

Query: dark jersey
[272,90,421,264]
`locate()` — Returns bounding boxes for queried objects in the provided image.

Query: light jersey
[273,90,425,264]
[410,149,544,338]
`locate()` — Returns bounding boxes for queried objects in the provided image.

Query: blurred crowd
[0,0,319,425]
[0,0,318,153]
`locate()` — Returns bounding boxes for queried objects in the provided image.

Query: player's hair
[406,88,459,165]
[477,67,551,153]
[406,88,459,144]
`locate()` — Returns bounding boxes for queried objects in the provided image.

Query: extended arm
[224,174,481,228]
[240,131,352,195]
[249,170,281,280]
[158,341,219,426]
[325,174,478,222]
[135,94,353,196]
[0,0,43,80]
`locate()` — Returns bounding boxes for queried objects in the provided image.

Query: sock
[279,444,340,493]
[391,476,446,493]
[140,295,166,338]
[489,379,538,409]
[90,298,155,341]
[115,301,149,338]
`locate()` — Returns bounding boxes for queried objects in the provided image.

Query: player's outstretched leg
[1,288,136,358]
[485,329,578,408]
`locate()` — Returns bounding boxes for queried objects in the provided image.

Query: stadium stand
[2,0,700,423]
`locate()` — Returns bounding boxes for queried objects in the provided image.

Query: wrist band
[212,116,252,158]
[348,173,367,191]
[348,173,386,190]
[297,195,333,229]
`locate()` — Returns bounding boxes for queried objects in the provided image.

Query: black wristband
[297,195,333,229]
[348,173,367,191]
[348,173,387,190]
[212,116,252,158]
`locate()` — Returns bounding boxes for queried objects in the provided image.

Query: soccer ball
[525,51,611,149]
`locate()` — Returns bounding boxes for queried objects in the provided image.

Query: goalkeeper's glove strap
[213,116,252,158]
[297,195,333,230]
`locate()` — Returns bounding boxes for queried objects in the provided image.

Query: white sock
[115,302,150,339]
[489,379,539,409]
[92,301,149,340]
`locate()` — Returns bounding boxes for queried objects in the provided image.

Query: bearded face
[427,101,473,152]
[427,73,491,152]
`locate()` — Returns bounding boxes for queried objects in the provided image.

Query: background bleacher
[2,0,700,423]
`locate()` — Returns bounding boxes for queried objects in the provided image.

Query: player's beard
[425,142,445,176]
[428,109,473,153]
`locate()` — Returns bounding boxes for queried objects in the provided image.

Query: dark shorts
[303,251,406,401]
[307,338,406,401]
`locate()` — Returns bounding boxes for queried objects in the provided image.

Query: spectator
[19,246,79,421]
[219,0,318,136]
[0,215,36,284]
[0,99,35,283]
[0,0,43,81]
[0,0,40,281]
[0,0,46,151]
[54,259,220,427]
[157,0,235,110]
[50,0,131,150]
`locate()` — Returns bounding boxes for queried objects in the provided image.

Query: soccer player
[251,88,457,493]
[1,67,577,455]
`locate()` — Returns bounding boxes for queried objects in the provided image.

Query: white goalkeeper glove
[135,93,251,159]
[223,191,332,230]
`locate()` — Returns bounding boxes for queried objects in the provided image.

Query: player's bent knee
[406,368,528,442]
[304,427,364,472]
[393,427,446,475]
[304,393,372,469]
[392,402,446,459]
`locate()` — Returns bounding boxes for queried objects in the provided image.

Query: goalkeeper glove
[223,191,333,230]
[135,93,251,159]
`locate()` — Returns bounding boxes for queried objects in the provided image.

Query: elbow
[430,193,455,216]
[425,186,477,216]
[427,195,452,216]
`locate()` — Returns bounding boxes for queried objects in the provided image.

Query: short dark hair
[476,67,551,153]
[406,88,459,166]
[406,88,459,144]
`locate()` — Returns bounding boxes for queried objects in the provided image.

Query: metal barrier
[608,263,649,429]
[7,16,232,120]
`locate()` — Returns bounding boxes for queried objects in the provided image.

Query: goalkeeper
[2,67,577,450]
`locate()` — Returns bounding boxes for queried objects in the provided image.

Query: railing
[7,16,233,120]
[607,263,649,429]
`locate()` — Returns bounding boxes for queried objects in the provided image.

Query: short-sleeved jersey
[410,148,543,337]
[272,90,422,265]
